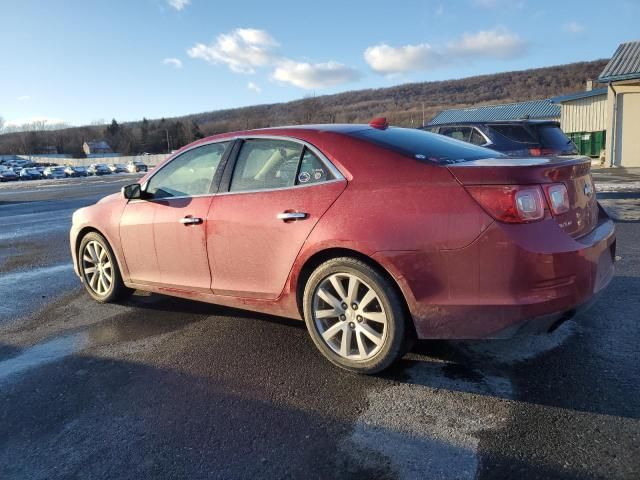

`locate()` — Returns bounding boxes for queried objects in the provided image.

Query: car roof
[195,123,373,143]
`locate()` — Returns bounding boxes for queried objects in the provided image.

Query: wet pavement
[0,176,638,479]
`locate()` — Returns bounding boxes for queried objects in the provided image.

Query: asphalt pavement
[0,174,638,479]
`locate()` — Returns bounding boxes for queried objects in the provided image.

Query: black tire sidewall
[303,258,407,374]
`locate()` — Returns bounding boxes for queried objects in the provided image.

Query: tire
[303,257,413,374]
[78,231,133,303]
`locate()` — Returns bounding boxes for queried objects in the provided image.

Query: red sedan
[70,119,616,373]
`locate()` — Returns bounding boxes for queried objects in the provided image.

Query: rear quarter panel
[284,134,494,306]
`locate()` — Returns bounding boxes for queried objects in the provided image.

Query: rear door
[207,137,346,299]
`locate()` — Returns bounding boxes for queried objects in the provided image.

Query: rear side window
[296,148,335,185]
[470,129,487,146]
[349,127,502,164]
[534,125,573,148]
[230,139,303,192]
[230,139,336,191]
[439,126,472,142]
[489,125,536,143]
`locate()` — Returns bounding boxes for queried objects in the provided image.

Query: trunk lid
[448,156,598,238]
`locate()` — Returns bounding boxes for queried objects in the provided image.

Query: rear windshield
[349,127,502,164]
[489,124,537,144]
[532,124,573,148]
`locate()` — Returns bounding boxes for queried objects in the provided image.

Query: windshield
[349,127,502,164]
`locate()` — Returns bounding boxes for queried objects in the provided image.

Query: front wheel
[303,257,412,374]
[78,232,133,303]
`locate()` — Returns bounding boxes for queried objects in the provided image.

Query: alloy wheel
[312,273,388,360]
[81,240,113,296]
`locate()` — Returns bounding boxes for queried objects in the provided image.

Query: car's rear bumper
[375,208,616,339]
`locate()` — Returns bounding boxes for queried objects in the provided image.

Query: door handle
[179,216,203,225]
[277,212,308,221]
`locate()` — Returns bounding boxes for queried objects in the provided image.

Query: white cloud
[162,58,183,68]
[189,27,359,90]
[168,0,190,11]
[435,4,444,15]
[17,95,31,101]
[272,60,360,89]
[364,28,527,74]
[187,28,278,74]
[446,28,527,59]
[364,43,444,74]
[563,21,585,33]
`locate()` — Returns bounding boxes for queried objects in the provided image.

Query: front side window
[146,142,228,198]
[230,139,303,192]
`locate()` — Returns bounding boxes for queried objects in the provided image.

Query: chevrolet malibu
[70,120,615,373]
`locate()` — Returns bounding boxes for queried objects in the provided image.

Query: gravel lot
[0,174,638,479]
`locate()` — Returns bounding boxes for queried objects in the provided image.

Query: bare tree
[0,116,4,133]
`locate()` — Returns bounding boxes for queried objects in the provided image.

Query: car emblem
[584,182,593,197]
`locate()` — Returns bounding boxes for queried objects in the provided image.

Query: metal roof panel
[598,41,640,82]
[550,87,608,103]
[427,99,560,125]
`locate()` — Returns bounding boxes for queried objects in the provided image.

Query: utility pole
[422,102,425,127]
[165,129,171,153]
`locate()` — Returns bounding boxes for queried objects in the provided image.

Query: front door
[119,141,230,291]
[208,138,346,299]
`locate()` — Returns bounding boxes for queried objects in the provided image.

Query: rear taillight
[465,185,546,223]
[529,148,556,156]
[543,183,570,215]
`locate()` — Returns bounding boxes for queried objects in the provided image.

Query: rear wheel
[303,257,412,374]
[78,232,133,303]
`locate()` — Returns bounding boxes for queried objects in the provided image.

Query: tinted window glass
[349,128,502,164]
[489,125,536,143]
[296,148,335,185]
[439,126,472,142]
[230,139,303,192]
[470,129,487,146]
[147,142,228,198]
[534,125,574,148]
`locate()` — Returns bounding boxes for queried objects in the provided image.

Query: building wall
[605,81,640,166]
[560,94,608,133]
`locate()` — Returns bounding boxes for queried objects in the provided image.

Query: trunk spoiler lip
[446,155,591,168]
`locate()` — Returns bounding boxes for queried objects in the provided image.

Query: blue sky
[1,0,638,128]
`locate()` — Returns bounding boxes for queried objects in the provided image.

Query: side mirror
[122,183,143,200]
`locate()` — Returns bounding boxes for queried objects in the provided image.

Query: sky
[1,0,638,128]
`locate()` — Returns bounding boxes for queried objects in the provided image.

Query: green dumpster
[567,131,606,157]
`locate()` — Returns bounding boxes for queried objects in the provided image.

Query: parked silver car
[43,166,67,179]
